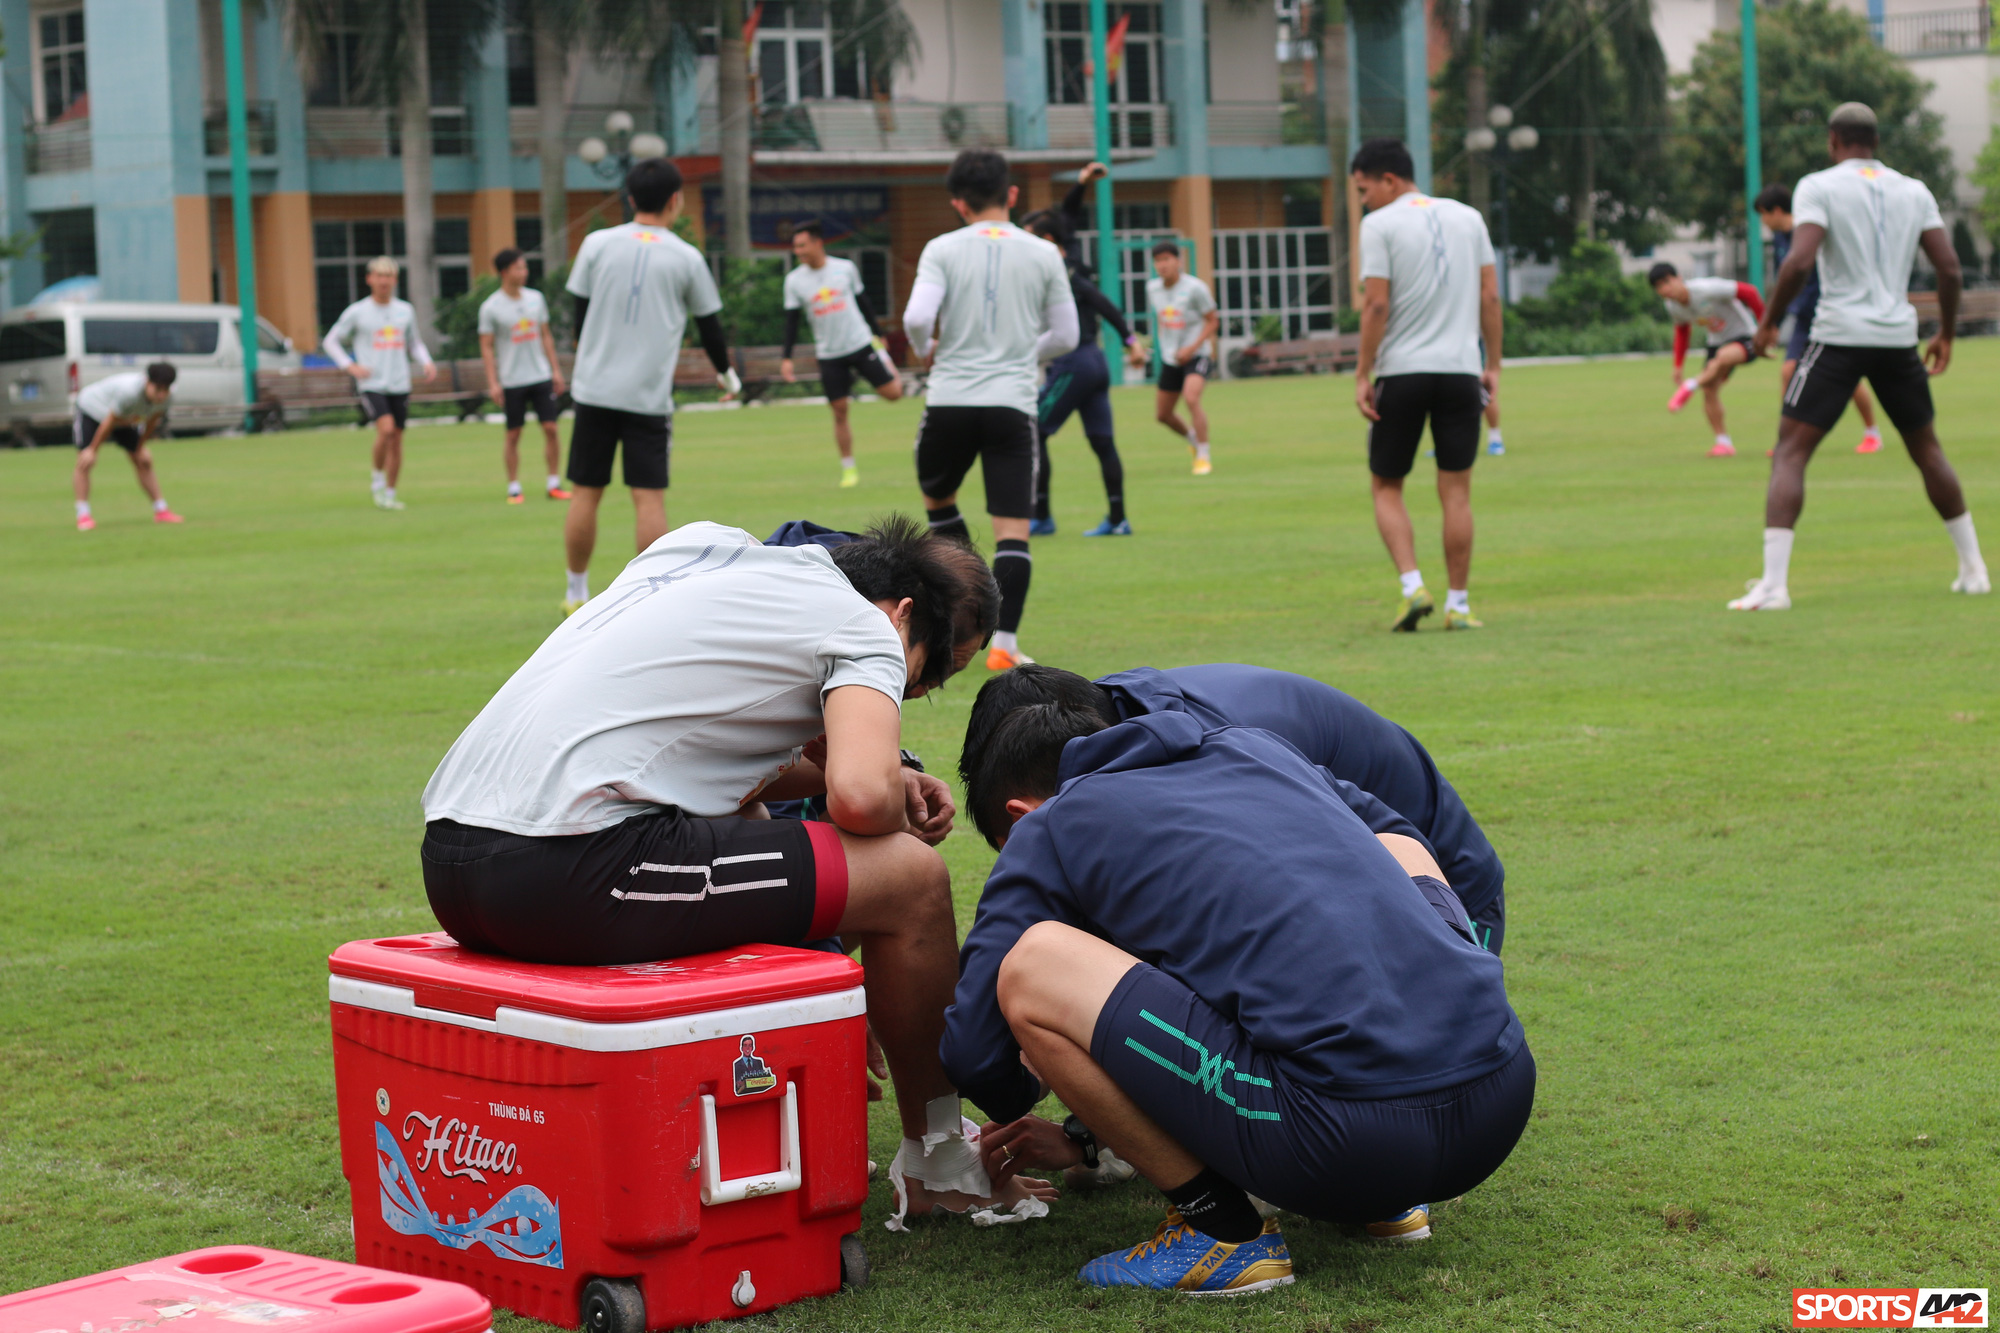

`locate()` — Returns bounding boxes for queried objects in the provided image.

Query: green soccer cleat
[1444,608,1484,630]
[1391,587,1435,632]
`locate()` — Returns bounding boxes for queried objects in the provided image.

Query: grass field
[4,348,1997,1331]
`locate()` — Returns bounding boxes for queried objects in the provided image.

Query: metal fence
[204,102,278,156]
[24,119,91,174]
[1873,4,1991,54]
[1213,227,1339,340]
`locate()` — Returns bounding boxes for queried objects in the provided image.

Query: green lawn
[3,348,1996,1330]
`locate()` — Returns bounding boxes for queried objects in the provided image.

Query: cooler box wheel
[839,1234,868,1291]
[581,1277,645,1333]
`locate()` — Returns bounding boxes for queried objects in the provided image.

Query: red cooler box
[0,1246,491,1333]
[328,935,870,1332]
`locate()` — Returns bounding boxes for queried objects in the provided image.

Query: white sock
[1446,588,1470,613]
[508,480,523,496]
[153,497,169,513]
[1862,425,1881,438]
[370,469,386,491]
[992,630,1019,655]
[1945,513,1985,571]
[547,474,562,491]
[566,569,589,602]
[841,457,856,470]
[1399,569,1425,597]
[1194,440,1211,461]
[1488,429,1503,445]
[382,487,396,502]
[76,500,91,518]
[1762,527,1794,590]
[1682,378,1699,393]
[1715,434,1733,448]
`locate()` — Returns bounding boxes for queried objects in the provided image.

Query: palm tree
[278,0,501,342]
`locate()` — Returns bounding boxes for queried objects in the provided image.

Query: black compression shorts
[1369,373,1483,478]
[569,403,671,489]
[503,381,561,429]
[1781,342,1933,435]
[819,346,896,402]
[360,392,410,430]
[74,413,144,453]
[913,404,1038,519]
[1158,354,1214,394]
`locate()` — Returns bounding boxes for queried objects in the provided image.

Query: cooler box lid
[0,1246,491,1333]
[330,935,865,1049]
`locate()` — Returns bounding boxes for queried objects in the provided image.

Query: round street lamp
[579,111,669,222]
[1507,125,1539,152]
[1465,104,1537,304]
[1464,126,1498,153]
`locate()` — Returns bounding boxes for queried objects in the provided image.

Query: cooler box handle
[699,1082,802,1205]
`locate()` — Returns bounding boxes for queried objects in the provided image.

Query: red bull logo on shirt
[634,230,664,243]
[979,226,1010,238]
[809,286,846,316]
[1159,305,1186,330]
[372,325,405,350]
[510,317,538,343]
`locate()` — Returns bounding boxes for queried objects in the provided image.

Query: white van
[0,301,304,443]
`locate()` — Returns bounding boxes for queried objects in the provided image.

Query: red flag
[743,2,764,48]
[1105,13,1130,80]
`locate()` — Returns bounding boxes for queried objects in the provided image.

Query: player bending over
[1753,185,1882,455]
[903,149,1078,671]
[479,247,570,504]
[325,255,437,510]
[420,516,1044,1223]
[781,222,903,488]
[1137,241,1219,476]
[1650,262,1765,458]
[71,362,182,530]
[946,704,1532,1293]
[1734,103,1987,610]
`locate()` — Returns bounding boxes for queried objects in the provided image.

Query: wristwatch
[1061,1114,1100,1169]
[899,748,925,773]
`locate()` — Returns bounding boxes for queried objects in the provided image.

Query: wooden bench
[1908,287,2000,333]
[1230,334,1361,378]
[257,364,486,426]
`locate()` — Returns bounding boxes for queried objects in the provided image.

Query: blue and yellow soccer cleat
[1391,586,1435,632]
[1365,1204,1432,1242]
[1079,1212,1294,1296]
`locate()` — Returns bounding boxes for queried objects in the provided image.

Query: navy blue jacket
[941,712,1525,1124]
[1097,665,1506,948]
[1771,228,1821,318]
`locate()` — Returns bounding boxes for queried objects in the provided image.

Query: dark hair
[827,514,995,694]
[627,157,684,214]
[960,665,1115,797]
[946,149,1011,212]
[1349,137,1415,181]
[1647,261,1678,287]
[932,539,1000,659]
[493,247,525,273]
[1753,184,1792,214]
[1832,121,1879,151]
[1020,208,1072,250]
[792,221,824,241]
[1151,239,1182,260]
[965,703,1107,849]
[146,361,177,388]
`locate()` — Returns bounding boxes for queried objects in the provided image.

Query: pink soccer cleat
[153,509,185,524]
[1707,440,1736,458]
[1856,430,1883,454]
[76,514,95,531]
[1667,381,1696,413]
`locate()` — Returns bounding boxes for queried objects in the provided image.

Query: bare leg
[998,922,1202,1189]
[1766,416,1831,528]
[829,397,854,462]
[564,484,604,574]
[1899,421,1968,521]
[1437,467,1473,590]
[1697,341,1748,391]
[541,422,564,481]
[1154,388,1189,439]
[1371,473,1419,575]
[503,426,523,484]
[128,445,165,506]
[875,372,905,402]
[1853,383,1878,430]
[73,444,98,505]
[631,487,667,553]
[1181,376,1209,444]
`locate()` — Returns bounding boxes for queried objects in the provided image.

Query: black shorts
[1782,342,1934,435]
[74,413,144,453]
[1094,961,1535,1222]
[1705,337,1754,364]
[819,346,896,402]
[913,404,1038,519]
[360,392,410,429]
[1369,373,1482,478]
[569,403,671,489]
[1158,354,1214,394]
[420,813,848,966]
[503,381,561,429]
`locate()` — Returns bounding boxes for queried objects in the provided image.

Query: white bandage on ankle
[884,1102,1003,1233]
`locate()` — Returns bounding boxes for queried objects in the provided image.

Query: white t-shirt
[477,287,554,388]
[1359,192,1496,378]
[1661,277,1759,346]
[77,372,168,424]
[1792,158,1944,348]
[421,522,910,835]
[566,223,723,417]
[912,221,1073,416]
[1145,275,1216,362]
[783,257,873,360]
[324,297,431,394]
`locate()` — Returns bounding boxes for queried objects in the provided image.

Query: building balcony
[1047,103,1174,151]
[1210,100,1330,147]
[25,118,91,174]
[204,101,278,157]
[1873,4,1991,55]
[305,106,472,158]
[507,104,669,158]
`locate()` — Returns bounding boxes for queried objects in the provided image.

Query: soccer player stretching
[1735,103,1987,609]
[71,363,182,530]
[324,256,437,510]
[1753,185,1883,455]
[1137,242,1219,475]
[478,247,569,504]
[1650,263,1765,457]
[561,157,738,615]
[1351,138,1502,631]
[903,149,1077,670]
[780,222,902,488]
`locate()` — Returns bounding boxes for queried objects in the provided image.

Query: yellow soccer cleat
[561,597,587,618]
[839,467,860,488]
[1391,587,1435,632]
[1190,446,1213,476]
[1366,1204,1432,1242]
[1444,608,1484,630]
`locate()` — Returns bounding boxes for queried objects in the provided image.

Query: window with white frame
[312,218,470,333]
[1213,228,1336,340]
[757,1,832,105]
[38,8,87,123]
[307,1,366,107]
[1046,3,1160,108]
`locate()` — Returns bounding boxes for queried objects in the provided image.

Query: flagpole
[221,0,260,430]
[1089,0,1116,310]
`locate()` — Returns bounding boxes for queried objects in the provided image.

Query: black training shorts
[1705,336,1755,364]
[569,402,671,489]
[819,346,896,402]
[360,391,410,430]
[1093,959,1535,1223]
[1158,353,1214,394]
[1782,342,1934,435]
[421,813,847,966]
[74,412,144,453]
[1369,373,1483,478]
[913,404,1038,519]
[503,380,561,429]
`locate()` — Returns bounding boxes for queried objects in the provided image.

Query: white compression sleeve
[902,280,946,360]
[322,334,353,368]
[1032,296,1080,363]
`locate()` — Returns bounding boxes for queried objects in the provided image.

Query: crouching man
[944,705,1533,1293]
[420,516,1037,1221]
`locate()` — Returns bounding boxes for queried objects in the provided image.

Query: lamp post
[1466,104,1537,304]
[578,110,670,222]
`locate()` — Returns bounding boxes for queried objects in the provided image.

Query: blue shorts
[1092,962,1534,1222]
[1786,309,1816,363]
[1039,344,1114,439]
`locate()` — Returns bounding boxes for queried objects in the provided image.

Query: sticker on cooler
[376,1118,564,1268]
